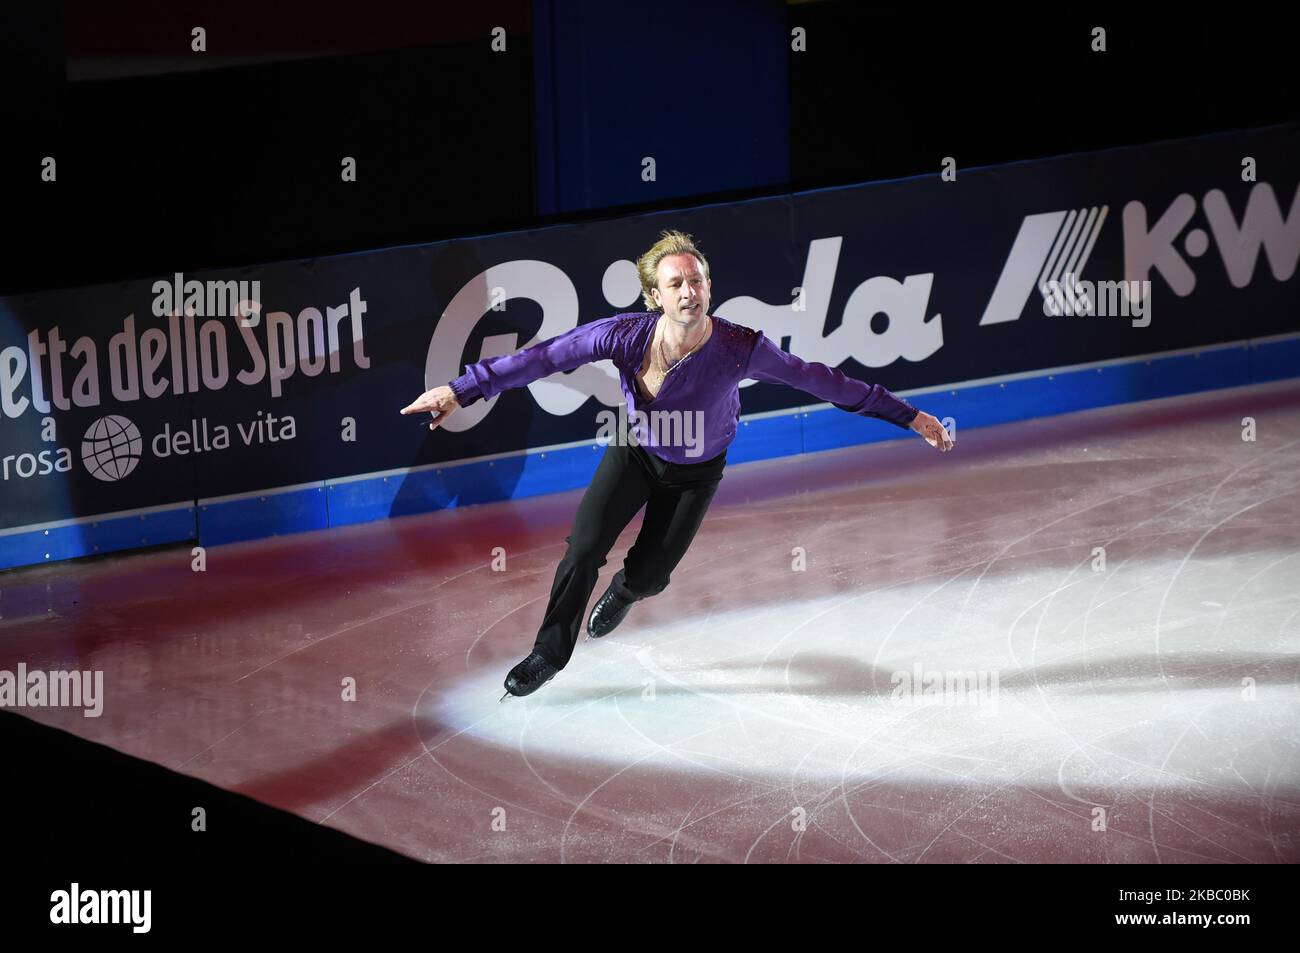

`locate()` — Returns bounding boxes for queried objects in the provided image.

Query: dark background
[0,0,1293,297]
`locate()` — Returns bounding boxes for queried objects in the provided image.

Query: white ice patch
[424,553,1300,793]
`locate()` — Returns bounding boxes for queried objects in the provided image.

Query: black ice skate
[587,583,634,639]
[501,651,558,699]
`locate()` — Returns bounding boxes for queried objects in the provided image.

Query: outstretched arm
[401,314,622,430]
[745,332,953,451]
[447,314,622,406]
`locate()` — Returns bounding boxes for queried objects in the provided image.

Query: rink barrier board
[0,505,198,571]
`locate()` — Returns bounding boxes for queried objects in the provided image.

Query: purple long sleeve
[745,332,920,429]
[448,315,621,407]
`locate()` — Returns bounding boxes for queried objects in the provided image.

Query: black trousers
[532,433,727,669]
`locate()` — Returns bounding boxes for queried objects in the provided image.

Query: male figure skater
[401,230,954,697]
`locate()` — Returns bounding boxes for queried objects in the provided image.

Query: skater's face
[652,254,711,324]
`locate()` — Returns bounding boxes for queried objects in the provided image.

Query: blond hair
[635,229,711,311]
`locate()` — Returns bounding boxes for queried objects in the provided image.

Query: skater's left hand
[909,411,954,452]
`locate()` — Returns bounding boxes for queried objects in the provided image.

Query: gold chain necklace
[649,318,708,389]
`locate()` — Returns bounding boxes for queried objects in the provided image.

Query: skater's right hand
[400,385,461,431]
[909,410,954,452]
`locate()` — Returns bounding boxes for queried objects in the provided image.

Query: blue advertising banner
[1,123,1296,569]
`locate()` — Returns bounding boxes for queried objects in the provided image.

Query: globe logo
[82,415,143,482]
